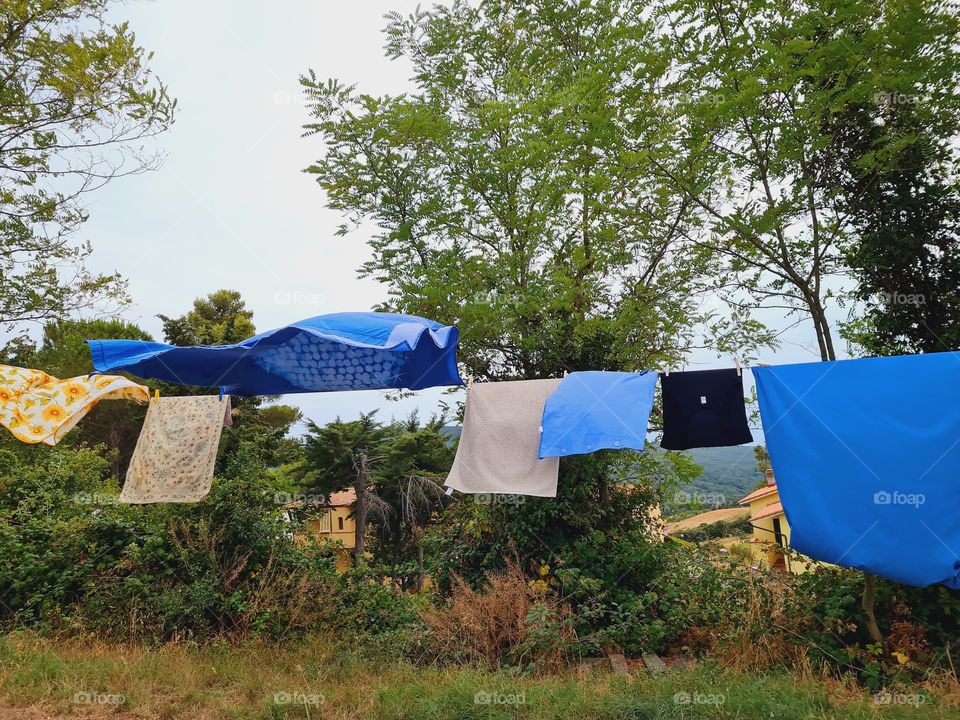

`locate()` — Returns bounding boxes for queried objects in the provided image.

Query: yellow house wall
[304,507,357,549]
[745,493,824,574]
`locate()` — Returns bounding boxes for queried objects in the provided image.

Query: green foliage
[303,0,727,379]
[300,412,454,588]
[783,568,960,686]
[835,99,960,355]
[652,0,960,362]
[0,442,334,641]
[301,412,385,497]
[0,0,175,330]
[159,289,256,347]
[424,450,698,654]
[328,564,428,653]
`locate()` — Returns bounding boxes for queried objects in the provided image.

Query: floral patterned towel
[0,364,149,446]
[121,395,232,504]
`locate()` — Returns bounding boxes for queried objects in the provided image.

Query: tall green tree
[0,0,175,330]
[302,0,731,380]
[835,103,960,355]
[650,0,960,645]
[369,414,454,590]
[159,290,255,347]
[157,290,301,469]
[649,0,960,363]
[301,2,718,629]
[301,412,387,562]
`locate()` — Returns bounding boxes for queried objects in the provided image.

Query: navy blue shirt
[660,368,753,450]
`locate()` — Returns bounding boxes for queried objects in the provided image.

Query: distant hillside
[683,446,763,507]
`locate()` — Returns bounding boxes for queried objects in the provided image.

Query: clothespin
[562,369,569,378]
[466,374,474,393]
[153,389,160,402]
[735,356,741,377]
[218,386,225,401]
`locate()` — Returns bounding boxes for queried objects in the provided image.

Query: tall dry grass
[419,558,580,670]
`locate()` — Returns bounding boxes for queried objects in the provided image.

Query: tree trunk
[353,456,368,565]
[416,541,425,592]
[862,572,884,645]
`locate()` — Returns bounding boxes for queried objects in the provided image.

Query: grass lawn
[0,632,957,719]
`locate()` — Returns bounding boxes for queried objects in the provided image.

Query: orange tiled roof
[328,488,356,506]
[738,484,779,505]
[751,500,784,522]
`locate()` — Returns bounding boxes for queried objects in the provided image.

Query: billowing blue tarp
[754,353,960,589]
[538,371,657,458]
[88,312,462,396]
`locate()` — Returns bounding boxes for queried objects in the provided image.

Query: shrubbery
[3,438,958,688]
[0,442,419,644]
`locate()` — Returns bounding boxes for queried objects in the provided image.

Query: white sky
[77,0,841,434]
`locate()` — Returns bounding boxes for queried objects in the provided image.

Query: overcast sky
[78,0,841,435]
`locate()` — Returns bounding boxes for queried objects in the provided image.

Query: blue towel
[538,371,657,458]
[754,353,960,588]
[87,312,462,396]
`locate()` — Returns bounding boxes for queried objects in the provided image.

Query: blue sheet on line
[87,312,463,396]
[754,353,960,589]
[539,371,657,458]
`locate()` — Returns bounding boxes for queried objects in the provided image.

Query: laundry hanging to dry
[120,395,233,504]
[0,364,149,446]
[445,379,562,497]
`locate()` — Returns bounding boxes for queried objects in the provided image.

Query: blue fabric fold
[538,371,657,458]
[754,353,960,589]
[87,312,463,396]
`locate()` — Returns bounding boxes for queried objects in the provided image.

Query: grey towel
[446,379,561,497]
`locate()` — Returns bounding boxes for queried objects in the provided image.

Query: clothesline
[3,310,959,592]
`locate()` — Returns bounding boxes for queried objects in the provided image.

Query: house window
[338,516,344,531]
[772,517,786,547]
[315,509,331,533]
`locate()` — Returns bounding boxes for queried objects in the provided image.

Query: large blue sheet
[754,353,960,588]
[539,371,657,458]
[88,312,462,396]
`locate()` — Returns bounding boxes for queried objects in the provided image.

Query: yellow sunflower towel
[0,364,149,446]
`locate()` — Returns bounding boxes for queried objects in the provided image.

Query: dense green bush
[0,443,335,641]
[423,452,689,655]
